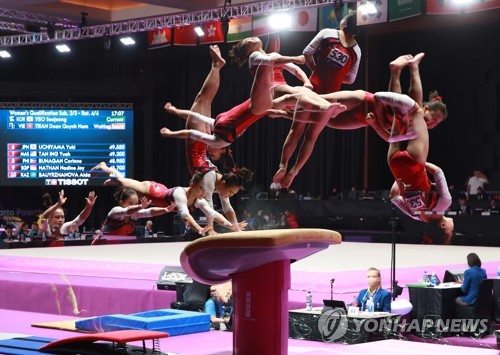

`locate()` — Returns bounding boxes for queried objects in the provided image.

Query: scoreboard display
[0,106,134,186]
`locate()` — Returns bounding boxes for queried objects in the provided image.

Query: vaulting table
[180,228,341,355]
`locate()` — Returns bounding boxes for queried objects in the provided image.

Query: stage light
[269,13,291,30]
[194,26,204,37]
[47,23,56,39]
[358,0,378,17]
[80,12,88,28]
[0,50,11,58]
[103,36,111,50]
[120,37,135,45]
[56,44,70,53]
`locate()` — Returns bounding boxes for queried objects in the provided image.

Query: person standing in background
[466,170,489,199]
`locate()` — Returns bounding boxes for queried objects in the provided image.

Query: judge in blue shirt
[456,253,487,306]
[354,267,392,312]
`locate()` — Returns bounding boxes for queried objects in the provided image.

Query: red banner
[147,28,172,48]
[199,21,224,44]
[173,25,198,46]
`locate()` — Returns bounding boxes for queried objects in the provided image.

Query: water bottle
[366,297,374,312]
[306,291,312,311]
[430,272,437,286]
[422,270,428,284]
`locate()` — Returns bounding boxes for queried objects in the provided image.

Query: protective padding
[180,228,341,284]
[75,309,210,336]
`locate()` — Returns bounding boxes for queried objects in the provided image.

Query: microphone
[330,278,335,300]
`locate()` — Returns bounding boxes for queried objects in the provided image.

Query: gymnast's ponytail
[424,90,448,120]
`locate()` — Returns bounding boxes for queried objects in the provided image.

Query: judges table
[289,307,398,344]
[407,282,462,335]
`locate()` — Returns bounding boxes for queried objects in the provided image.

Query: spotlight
[269,13,291,30]
[56,44,71,53]
[358,0,378,17]
[120,37,135,45]
[0,50,11,58]
[80,12,88,28]
[194,26,204,37]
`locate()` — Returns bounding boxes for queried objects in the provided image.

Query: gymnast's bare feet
[160,127,173,137]
[164,102,178,115]
[103,178,119,186]
[281,168,298,189]
[328,102,348,118]
[408,52,425,70]
[389,54,413,72]
[90,161,110,177]
[210,45,226,69]
[273,166,287,184]
[90,162,112,175]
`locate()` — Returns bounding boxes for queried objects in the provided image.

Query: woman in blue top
[456,253,487,306]
[353,267,392,312]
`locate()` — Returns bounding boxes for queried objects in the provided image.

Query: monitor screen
[0,104,133,186]
[443,269,466,283]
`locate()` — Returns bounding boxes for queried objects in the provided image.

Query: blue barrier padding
[0,336,57,355]
[76,309,210,336]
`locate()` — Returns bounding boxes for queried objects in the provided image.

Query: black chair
[170,280,210,312]
[454,279,494,337]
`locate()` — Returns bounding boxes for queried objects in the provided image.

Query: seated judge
[204,285,232,330]
[353,267,392,312]
[455,253,487,306]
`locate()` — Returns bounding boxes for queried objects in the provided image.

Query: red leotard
[148,181,177,208]
[185,140,217,176]
[307,31,360,94]
[389,151,439,212]
[103,217,135,236]
[212,99,265,143]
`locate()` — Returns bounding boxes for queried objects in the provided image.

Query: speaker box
[443,268,466,283]
[156,266,191,290]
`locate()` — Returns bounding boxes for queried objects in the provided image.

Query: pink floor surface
[1,252,500,353]
[2,309,499,355]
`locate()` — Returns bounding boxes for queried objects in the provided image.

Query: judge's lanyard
[364,287,380,306]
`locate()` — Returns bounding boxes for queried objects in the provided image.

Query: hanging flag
[227,17,252,42]
[252,15,279,37]
[288,8,318,32]
[389,0,422,21]
[147,28,172,48]
[426,0,500,14]
[356,0,388,26]
[173,24,197,46]
[319,4,348,30]
[199,21,224,44]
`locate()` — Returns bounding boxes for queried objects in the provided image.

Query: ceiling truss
[0,0,338,48]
